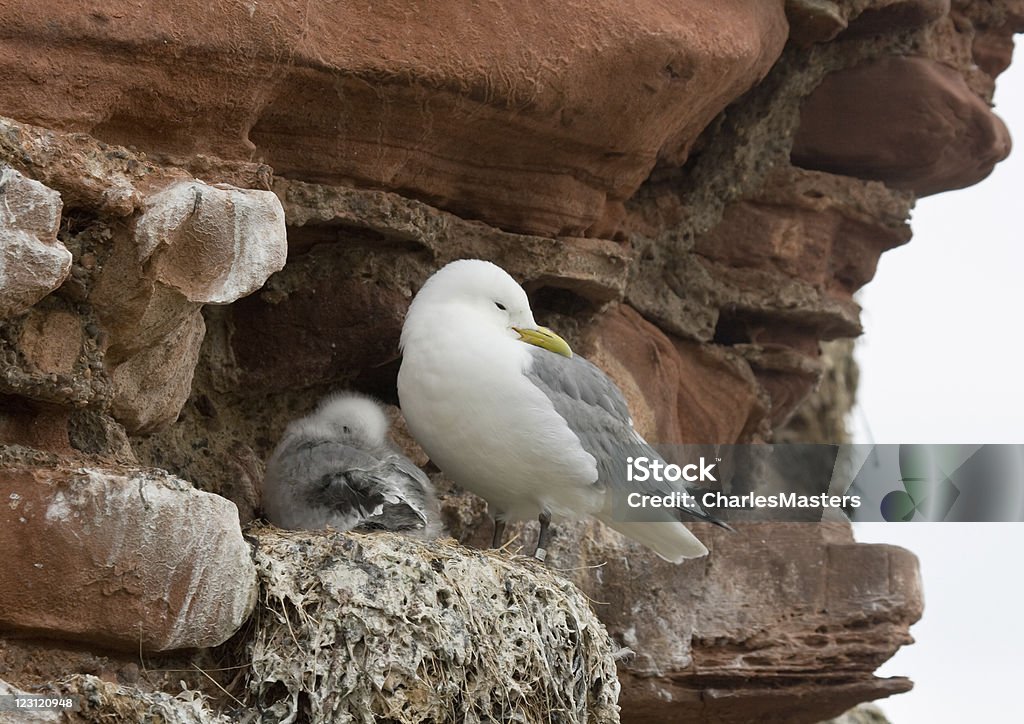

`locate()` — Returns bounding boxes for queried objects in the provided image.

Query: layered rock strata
[2,0,1020,720]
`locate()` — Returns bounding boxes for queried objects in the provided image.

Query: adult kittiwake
[397,259,724,563]
[263,392,442,539]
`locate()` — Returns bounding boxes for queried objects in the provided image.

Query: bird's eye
[495,302,507,311]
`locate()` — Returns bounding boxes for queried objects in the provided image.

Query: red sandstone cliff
[1,1,1021,721]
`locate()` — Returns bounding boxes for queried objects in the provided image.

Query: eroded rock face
[436,511,923,724]
[580,305,768,445]
[98,181,286,432]
[569,524,922,724]
[598,528,921,724]
[0,305,106,412]
[0,1,788,237]
[0,167,70,319]
[967,0,1024,77]
[0,118,288,435]
[135,181,287,304]
[0,455,257,652]
[0,0,1018,720]
[273,178,633,303]
[786,0,951,45]
[793,56,1012,195]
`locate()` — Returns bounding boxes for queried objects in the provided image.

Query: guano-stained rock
[135,181,287,305]
[84,179,287,433]
[0,459,257,652]
[0,167,69,319]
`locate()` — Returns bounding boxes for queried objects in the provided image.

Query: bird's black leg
[491,518,506,548]
[534,511,552,563]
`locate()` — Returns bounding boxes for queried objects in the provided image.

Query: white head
[309,392,390,447]
[400,259,573,358]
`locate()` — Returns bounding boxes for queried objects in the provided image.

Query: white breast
[398,327,599,521]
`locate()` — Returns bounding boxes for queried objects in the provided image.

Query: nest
[243,528,621,723]
[52,675,229,724]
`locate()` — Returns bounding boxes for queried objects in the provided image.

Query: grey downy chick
[263,392,442,539]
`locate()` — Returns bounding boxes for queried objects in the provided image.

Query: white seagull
[397,259,722,563]
[263,392,442,539]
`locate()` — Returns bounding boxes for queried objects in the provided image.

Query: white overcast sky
[851,54,1024,723]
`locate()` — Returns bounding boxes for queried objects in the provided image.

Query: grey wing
[291,440,432,533]
[378,446,443,539]
[525,350,723,526]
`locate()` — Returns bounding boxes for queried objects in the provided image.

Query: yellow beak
[513,326,573,359]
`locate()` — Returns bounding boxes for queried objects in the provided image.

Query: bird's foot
[533,511,552,564]
[491,518,506,549]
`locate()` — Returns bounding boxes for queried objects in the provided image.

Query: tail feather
[599,516,709,563]
[679,498,736,531]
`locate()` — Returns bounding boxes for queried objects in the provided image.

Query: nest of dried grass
[52,675,229,724]
[242,527,620,723]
